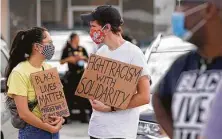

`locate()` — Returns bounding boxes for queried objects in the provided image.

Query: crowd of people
[3,0,222,139]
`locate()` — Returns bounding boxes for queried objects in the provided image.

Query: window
[1,50,8,77]
[71,0,119,6]
[40,0,67,29]
[73,11,91,28]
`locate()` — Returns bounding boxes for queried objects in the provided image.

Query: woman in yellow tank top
[5,27,64,139]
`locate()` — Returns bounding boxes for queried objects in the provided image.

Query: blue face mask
[172,3,208,40]
[172,12,188,38]
[77,60,85,67]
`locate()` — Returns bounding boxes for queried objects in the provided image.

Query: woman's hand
[13,95,65,133]
[49,116,64,126]
[80,56,88,62]
[67,56,81,64]
[47,117,65,133]
[89,99,111,112]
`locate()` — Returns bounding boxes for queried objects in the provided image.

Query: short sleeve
[157,70,173,98]
[131,48,150,77]
[156,52,191,98]
[155,61,177,111]
[7,71,28,97]
[61,47,68,60]
[82,47,89,58]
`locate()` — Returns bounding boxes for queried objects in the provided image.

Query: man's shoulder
[125,41,140,50]
[122,41,143,56]
[171,50,196,69]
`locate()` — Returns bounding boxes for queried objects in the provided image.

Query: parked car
[1,39,18,139]
[47,30,97,80]
[137,34,196,139]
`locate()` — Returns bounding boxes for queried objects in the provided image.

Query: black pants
[64,72,92,121]
[90,137,125,139]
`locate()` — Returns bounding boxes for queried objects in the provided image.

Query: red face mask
[90,25,106,44]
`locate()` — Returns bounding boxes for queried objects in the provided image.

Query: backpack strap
[28,99,38,112]
[42,66,44,71]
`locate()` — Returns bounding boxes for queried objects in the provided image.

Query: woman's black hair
[5,27,47,91]
[64,33,78,49]
[69,33,78,41]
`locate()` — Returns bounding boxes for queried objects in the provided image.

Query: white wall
[1,0,10,44]
[154,0,175,36]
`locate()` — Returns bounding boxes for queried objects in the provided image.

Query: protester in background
[6,27,64,139]
[60,33,90,123]
[153,0,222,139]
[81,5,150,139]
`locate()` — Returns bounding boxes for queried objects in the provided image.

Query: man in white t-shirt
[81,5,151,139]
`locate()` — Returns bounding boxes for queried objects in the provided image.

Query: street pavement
[60,121,89,139]
[2,105,149,139]
[2,120,89,139]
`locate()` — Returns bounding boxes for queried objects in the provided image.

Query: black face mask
[38,43,55,60]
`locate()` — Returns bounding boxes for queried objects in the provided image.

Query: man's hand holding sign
[30,68,70,123]
[75,54,150,112]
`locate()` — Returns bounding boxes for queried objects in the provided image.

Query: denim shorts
[19,124,59,139]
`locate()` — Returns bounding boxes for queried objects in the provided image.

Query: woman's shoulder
[12,61,28,73]
[42,62,53,69]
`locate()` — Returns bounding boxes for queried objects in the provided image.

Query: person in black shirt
[60,33,91,123]
[153,0,222,139]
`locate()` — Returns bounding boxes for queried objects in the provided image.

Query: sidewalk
[60,121,89,139]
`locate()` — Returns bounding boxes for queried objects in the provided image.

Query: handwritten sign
[30,68,70,123]
[75,54,143,109]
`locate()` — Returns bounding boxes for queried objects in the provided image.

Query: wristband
[111,106,116,112]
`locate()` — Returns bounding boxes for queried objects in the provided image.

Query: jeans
[19,124,59,139]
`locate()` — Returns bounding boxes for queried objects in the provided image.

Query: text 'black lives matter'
[172,71,222,139]
[30,68,70,123]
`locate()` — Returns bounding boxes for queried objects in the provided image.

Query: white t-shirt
[88,41,149,139]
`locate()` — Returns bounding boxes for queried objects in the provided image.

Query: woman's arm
[60,57,71,64]
[14,95,63,133]
[60,56,80,65]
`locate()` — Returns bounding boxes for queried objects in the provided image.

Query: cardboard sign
[30,68,70,123]
[75,54,143,109]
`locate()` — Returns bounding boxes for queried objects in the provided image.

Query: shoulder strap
[28,99,38,112]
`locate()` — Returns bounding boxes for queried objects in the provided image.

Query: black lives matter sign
[172,71,222,139]
[31,68,70,123]
[75,54,143,109]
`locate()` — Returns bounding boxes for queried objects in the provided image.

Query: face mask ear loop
[191,19,207,33]
[101,24,108,31]
[183,19,207,41]
[36,43,43,48]
[185,3,208,17]
[35,43,44,54]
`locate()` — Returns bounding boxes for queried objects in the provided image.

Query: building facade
[1,0,175,46]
